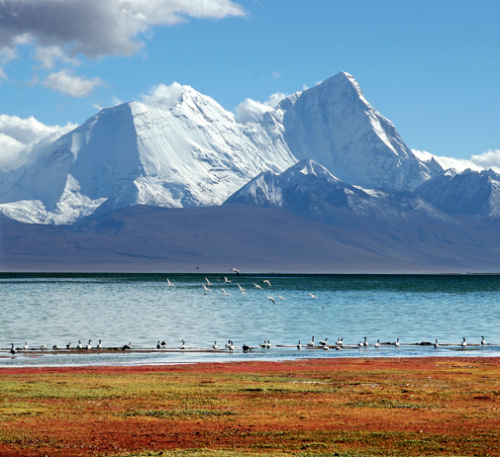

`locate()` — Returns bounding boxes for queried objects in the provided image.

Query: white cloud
[302,84,309,91]
[412,149,500,173]
[470,149,500,170]
[235,92,287,124]
[140,82,192,110]
[0,0,246,59]
[0,114,77,171]
[271,71,281,80]
[35,45,81,69]
[42,69,104,98]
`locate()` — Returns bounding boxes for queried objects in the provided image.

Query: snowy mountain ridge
[415,167,500,218]
[0,72,443,225]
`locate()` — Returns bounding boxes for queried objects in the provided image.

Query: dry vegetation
[1,357,500,456]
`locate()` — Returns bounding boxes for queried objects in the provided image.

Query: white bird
[267,297,276,304]
[307,336,315,347]
[395,338,400,348]
[202,283,210,291]
[222,289,230,296]
[86,339,92,350]
[481,336,486,345]
[461,337,467,348]
[297,340,302,350]
[66,342,72,349]
[53,344,59,350]
[336,345,343,350]
[336,338,343,346]
[23,341,29,350]
[228,340,234,351]
[225,340,231,348]
[122,342,132,351]
[10,343,16,355]
[224,277,231,284]
[323,344,329,350]
[363,337,369,347]
[213,341,218,350]
[319,338,328,346]
[260,340,267,348]
[309,293,318,299]
[180,340,186,350]
[263,280,271,287]
[433,339,439,349]
[237,283,245,292]
[97,339,102,349]
[41,344,48,350]
[374,339,380,348]
[167,278,175,287]
[358,341,363,348]
[232,268,240,275]
[242,343,250,351]
[77,340,83,349]
[277,294,285,300]
[205,278,213,286]
[253,283,263,290]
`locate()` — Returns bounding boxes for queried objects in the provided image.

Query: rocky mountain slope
[225,158,451,225]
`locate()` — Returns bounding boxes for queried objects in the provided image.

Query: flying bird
[224,277,231,283]
[205,278,213,286]
[309,293,318,299]
[232,268,240,275]
[277,294,285,300]
[222,289,230,296]
[253,283,263,290]
[167,278,175,287]
[263,280,271,287]
[202,283,210,291]
[267,297,276,304]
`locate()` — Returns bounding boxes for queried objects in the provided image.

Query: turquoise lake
[1,273,500,366]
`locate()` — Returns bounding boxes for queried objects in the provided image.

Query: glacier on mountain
[0,72,443,225]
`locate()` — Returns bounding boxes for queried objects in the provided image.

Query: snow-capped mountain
[0,87,296,224]
[0,72,443,225]
[415,168,500,217]
[264,72,442,191]
[226,159,450,224]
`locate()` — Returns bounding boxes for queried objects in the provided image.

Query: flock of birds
[4,274,491,356]
[6,335,489,356]
[167,274,317,304]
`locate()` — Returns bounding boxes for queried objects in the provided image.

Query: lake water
[1,273,500,367]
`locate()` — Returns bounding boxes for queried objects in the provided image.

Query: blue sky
[0,0,499,159]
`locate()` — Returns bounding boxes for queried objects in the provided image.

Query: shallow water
[1,273,500,367]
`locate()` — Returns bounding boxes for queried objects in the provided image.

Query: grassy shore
[0,357,500,456]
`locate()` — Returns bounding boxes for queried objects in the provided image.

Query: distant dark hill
[1,205,500,273]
